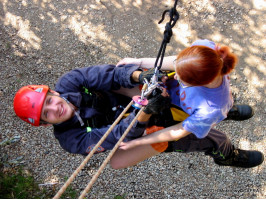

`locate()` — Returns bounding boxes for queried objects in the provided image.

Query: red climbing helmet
[13,85,49,126]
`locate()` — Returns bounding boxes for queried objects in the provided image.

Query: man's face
[41,92,74,124]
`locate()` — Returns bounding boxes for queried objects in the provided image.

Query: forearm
[131,70,141,83]
[140,56,176,71]
[137,111,152,122]
[133,123,190,146]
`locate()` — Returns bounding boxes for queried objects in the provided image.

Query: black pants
[165,128,234,160]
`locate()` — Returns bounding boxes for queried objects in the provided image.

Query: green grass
[60,185,78,199]
[0,167,78,199]
[0,168,42,198]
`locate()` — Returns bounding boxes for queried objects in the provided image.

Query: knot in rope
[154,0,179,71]
[160,7,179,43]
[163,23,173,43]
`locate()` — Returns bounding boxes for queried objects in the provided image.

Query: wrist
[137,111,152,122]
[131,138,141,147]
[131,70,142,83]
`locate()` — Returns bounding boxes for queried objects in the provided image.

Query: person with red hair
[112,39,263,169]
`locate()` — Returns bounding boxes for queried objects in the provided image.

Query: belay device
[132,0,179,108]
[53,0,180,198]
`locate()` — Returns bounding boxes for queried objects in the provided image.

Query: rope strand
[154,0,179,71]
[53,101,134,199]
[78,107,145,199]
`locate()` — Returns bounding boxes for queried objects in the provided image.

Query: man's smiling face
[41,92,74,124]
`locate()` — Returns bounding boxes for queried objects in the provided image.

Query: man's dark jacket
[53,64,147,155]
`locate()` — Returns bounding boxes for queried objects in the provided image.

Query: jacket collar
[60,92,82,108]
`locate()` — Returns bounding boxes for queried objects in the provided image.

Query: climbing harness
[53,0,179,198]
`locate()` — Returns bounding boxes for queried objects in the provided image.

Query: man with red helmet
[14,85,84,126]
[14,64,170,155]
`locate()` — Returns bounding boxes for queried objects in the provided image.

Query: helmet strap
[61,97,84,126]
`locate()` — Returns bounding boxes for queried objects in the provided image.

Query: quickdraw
[53,0,180,198]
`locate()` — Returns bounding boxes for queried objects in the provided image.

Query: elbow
[109,151,134,170]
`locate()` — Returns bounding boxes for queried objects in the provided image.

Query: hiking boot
[225,105,254,121]
[214,149,264,168]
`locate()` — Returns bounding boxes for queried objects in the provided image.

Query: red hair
[175,45,238,85]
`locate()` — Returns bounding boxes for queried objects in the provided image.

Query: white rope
[78,107,145,199]
[53,101,134,199]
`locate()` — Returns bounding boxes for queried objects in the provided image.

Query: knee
[109,159,125,170]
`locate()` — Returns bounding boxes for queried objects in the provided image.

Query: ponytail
[216,45,238,75]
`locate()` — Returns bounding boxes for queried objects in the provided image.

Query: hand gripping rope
[53,0,179,198]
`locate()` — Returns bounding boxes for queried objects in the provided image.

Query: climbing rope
[53,0,179,198]
[53,101,134,199]
[152,0,179,84]
[78,107,145,199]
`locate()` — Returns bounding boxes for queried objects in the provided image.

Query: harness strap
[81,86,118,128]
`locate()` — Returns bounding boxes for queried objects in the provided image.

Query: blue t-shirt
[168,39,233,138]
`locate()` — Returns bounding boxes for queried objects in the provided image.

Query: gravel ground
[0,0,265,199]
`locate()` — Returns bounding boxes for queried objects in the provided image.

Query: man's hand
[143,88,171,115]
[139,68,168,84]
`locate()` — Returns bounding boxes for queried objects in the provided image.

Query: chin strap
[74,109,84,126]
[61,96,84,126]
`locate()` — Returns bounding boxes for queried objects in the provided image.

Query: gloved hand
[143,89,171,115]
[139,68,168,84]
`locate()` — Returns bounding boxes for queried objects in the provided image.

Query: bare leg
[110,144,160,169]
